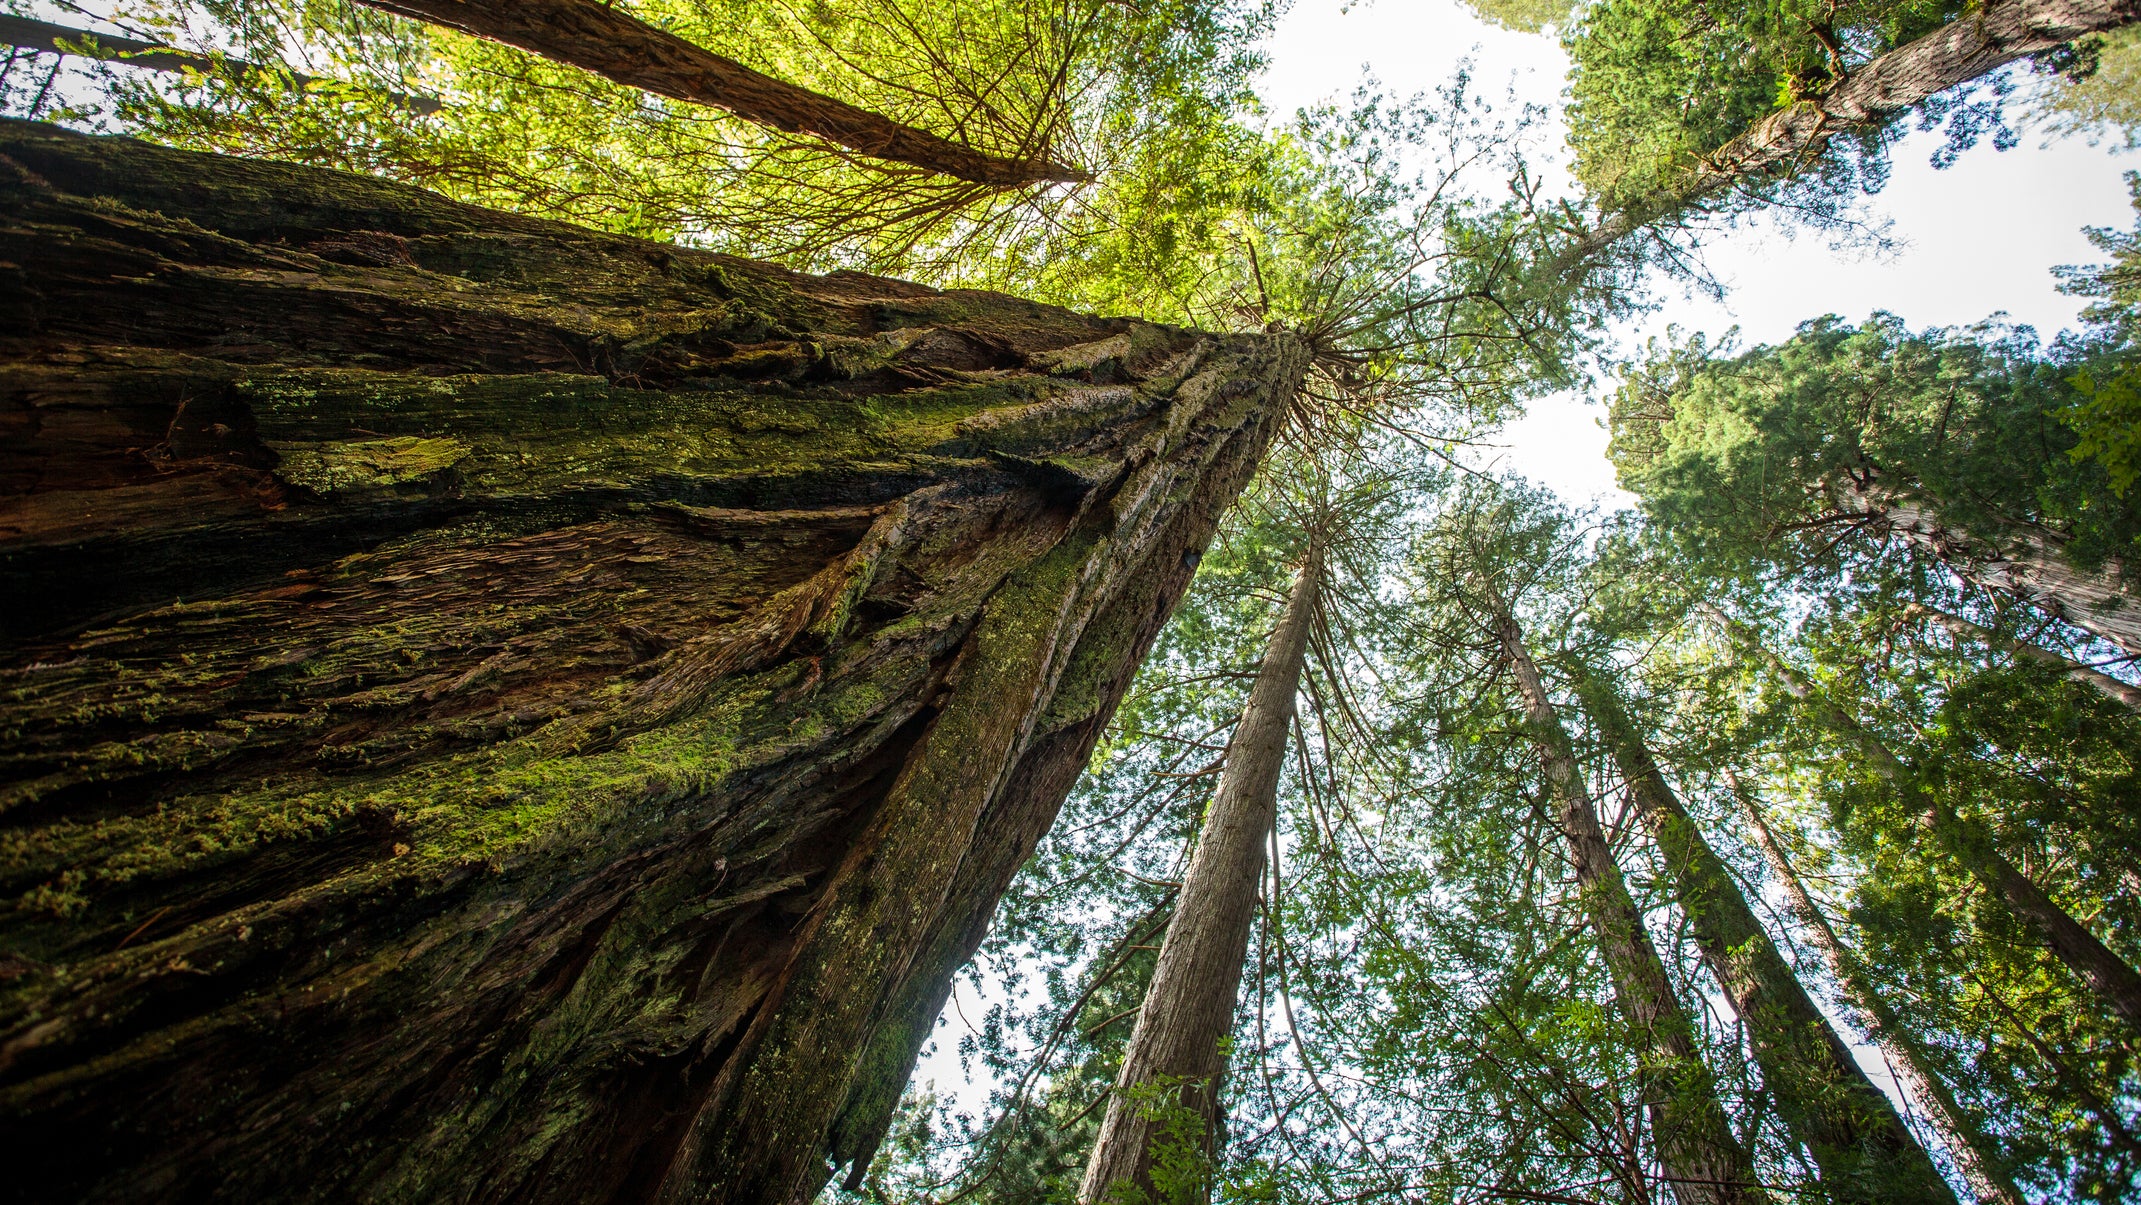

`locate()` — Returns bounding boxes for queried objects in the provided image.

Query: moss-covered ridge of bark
[0,121,1306,1204]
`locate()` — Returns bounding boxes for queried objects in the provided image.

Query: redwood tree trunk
[1729,772,2028,1205]
[1575,675,1953,1205]
[1079,549,1322,1204]
[356,0,1090,186]
[0,120,1303,1205]
[1492,610,1761,1205]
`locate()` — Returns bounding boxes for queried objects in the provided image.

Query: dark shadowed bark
[356,0,1091,187]
[1491,609,1761,1205]
[1705,606,2141,1033]
[1728,771,2028,1205]
[1907,603,2141,712]
[1574,674,1953,1205]
[1838,477,2141,655]
[0,120,1302,1205]
[1578,0,2141,256]
[1079,548,1323,1204]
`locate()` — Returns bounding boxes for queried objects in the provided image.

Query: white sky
[1258,0,2139,509]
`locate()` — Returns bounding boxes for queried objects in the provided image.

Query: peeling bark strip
[1492,611,1760,1205]
[1583,0,2141,252]
[356,0,1091,187]
[0,121,1304,1205]
[1575,677,1952,1205]
[1079,549,1322,1204]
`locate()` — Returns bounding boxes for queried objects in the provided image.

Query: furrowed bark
[355,0,1091,187]
[1703,607,2141,1033]
[1906,603,2141,712]
[1578,0,2141,256]
[1728,770,2027,1205]
[1492,610,1761,1205]
[1078,549,1322,1205]
[0,120,1304,1205]
[1838,476,2141,655]
[1573,674,1953,1205]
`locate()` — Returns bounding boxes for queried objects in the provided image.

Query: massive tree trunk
[1574,675,1953,1205]
[1907,603,2141,713]
[0,120,1304,1205]
[1728,771,2028,1205]
[1837,474,2141,655]
[1579,0,2141,255]
[1706,607,2141,1032]
[1078,548,1322,1204]
[1490,610,1761,1205]
[356,0,1090,187]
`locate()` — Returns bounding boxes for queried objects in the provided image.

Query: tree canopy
[6,1,2141,1203]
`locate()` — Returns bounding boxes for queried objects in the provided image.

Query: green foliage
[2059,173,2141,495]
[1608,312,2141,582]
[1563,0,1963,216]
[1456,0,1576,34]
[2033,27,2141,151]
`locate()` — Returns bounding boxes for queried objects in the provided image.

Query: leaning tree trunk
[1575,0,2141,256]
[1838,475,2141,655]
[1490,610,1761,1205]
[1706,607,2141,1032]
[1907,603,2141,713]
[0,121,1304,1205]
[1078,547,1322,1205]
[356,0,1089,186]
[1727,771,2028,1205]
[1573,675,1953,1205]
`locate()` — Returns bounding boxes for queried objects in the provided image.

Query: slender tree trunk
[1907,603,2141,712]
[1728,773,2028,1205]
[0,15,442,112]
[0,121,1303,1205]
[1839,475,2141,654]
[1079,549,1323,1204]
[355,0,1090,187]
[1491,611,1762,1205]
[1578,0,2141,254]
[1704,606,2141,1032]
[1574,675,1953,1205]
